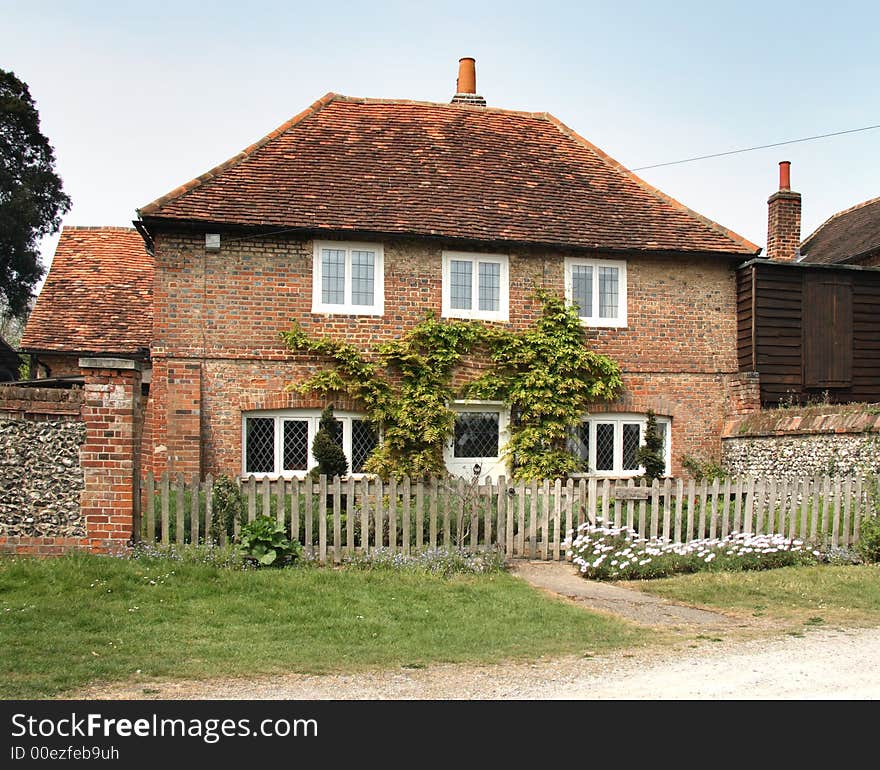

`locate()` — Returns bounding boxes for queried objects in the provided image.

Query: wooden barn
[737,258,880,406]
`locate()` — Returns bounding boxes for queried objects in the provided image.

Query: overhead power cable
[631,123,880,171]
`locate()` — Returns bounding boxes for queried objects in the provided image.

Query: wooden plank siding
[737,260,880,405]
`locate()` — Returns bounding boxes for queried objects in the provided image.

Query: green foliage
[679,454,728,482]
[636,410,665,483]
[857,515,880,564]
[0,70,71,317]
[310,404,349,479]
[238,516,301,567]
[465,291,622,480]
[210,474,244,543]
[282,293,622,481]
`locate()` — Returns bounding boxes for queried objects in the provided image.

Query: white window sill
[241,472,377,482]
[311,305,384,317]
[443,310,508,323]
[578,317,627,329]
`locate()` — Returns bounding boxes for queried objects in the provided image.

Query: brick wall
[722,404,880,478]
[148,230,743,478]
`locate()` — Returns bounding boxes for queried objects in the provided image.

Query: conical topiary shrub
[310,404,349,480]
[635,409,665,484]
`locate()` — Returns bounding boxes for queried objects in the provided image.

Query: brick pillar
[766,161,801,261]
[728,371,761,416]
[166,359,203,477]
[79,357,144,553]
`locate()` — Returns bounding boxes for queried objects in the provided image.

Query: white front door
[443,402,509,482]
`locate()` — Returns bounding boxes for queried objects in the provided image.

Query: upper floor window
[243,410,379,478]
[568,413,670,477]
[312,241,384,315]
[564,257,627,328]
[442,251,509,322]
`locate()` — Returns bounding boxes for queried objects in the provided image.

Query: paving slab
[509,560,734,629]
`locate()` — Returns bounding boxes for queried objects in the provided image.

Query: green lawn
[626,564,880,626]
[0,553,646,699]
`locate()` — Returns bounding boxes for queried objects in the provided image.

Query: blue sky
[3,0,878,278]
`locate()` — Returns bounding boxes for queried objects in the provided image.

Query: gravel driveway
[74,563,880,700]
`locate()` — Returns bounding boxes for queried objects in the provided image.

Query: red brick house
[25,59,762,482]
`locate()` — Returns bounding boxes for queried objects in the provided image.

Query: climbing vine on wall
[465,292,622,480]
[280,292,622,480]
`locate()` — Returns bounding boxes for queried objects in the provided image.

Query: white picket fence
[137,472,877,563]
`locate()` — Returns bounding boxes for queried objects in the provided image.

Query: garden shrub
[310,404,348,480]
[857,515,880,564]
[679,454,727,482]
[636,409,665,483]
[210,474,244,543]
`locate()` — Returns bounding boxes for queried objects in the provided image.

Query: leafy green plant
[310,404,349,480]
[636,409,665,483]
[238,516,301,567]
[857,515,880,564]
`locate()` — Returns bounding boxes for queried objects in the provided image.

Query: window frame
[312,240,385,316]
[563,257,627,328]
[571,413,670,478]
[241,409,378,479]
[441,251,510,322]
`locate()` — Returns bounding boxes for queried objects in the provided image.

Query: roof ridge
[801,194,880,250]
[540,113,760,255]
[337,94,549,119]
[137,91,342,217]
[62,225,138,233]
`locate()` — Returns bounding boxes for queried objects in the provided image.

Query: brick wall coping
[722,405,880,439]
[0,385,84,416]
[78,357,144,371]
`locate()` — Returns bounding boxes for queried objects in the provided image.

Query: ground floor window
[568,413,670,477]
[242,410,378,477]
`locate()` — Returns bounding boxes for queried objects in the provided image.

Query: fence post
[189,474,200,544]
[333,475,342,562]
[204,474,214,545]
[402,477,411,556]
[145,471,155,543]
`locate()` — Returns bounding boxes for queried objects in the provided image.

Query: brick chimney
[451,57,486,106]
[766,160,801,261]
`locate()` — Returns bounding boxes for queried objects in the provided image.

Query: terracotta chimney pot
[457,57,476,94]
[779,160,791,191]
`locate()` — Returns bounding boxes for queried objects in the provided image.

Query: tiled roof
[800,196,880,265]
[21,227,153,355]
[139,94,758,256]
